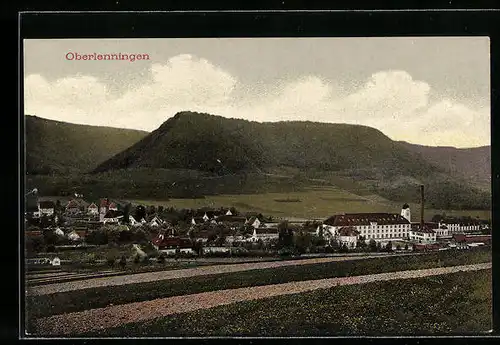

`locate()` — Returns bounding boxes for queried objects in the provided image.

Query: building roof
[88,203,98,209]
[411,224,436,234]
[402,203,410,209]
[324,213,410,226]
[38,201,55,209]
[66,199,80,209]
[216,215,247,223]
[104,210,124,218]
[453,234,491,243]
[255,228,279,235]
[152,235,192,248]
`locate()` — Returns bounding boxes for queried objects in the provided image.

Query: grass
[127,186,491,220]
[82,268,491,336]
[26,248,491,323]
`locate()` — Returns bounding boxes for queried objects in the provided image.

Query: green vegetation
[25,112,491,209]
[83,269,491,336]
[399,141,491,190]
[26,248,491,321]
[25,115,147,175]
[127,189,491,220]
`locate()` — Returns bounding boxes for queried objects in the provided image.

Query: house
[65,199,82,215]
[87,203,99,215]
[151,234,193,254]
[452,234,491,246]
[26,203,40,218]
[53,227,65,237]
[225,209,233,216]
[438,219,481,234]
[51,257,61,266]
[409,224,437,244]
[246,216,262,229]
[202,246,231,254]
[99,199,110,215]
[249,228,279,242]
[108,202,118,211]
[202,213,209,222]
[129,215,141,227]
[413,243,442,251]
[67,230,84,241]
[225,232,246,244]
[38,201,55,217]
[337,226,360,249]
[102,210,124,224]
[434,224,450,238]
[323,209,411,241]
[149,216,163,227]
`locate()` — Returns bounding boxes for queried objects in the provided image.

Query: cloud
[24,55,490,148]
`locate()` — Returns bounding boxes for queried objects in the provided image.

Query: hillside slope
[93,111,438,178]
[398,142,491,189]
[25,115,148,174]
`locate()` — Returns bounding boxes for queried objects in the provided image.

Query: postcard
[22,35,492,338]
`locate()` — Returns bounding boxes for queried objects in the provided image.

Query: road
[35,262,491,336]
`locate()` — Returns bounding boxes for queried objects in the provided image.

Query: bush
[106,257,115,267]
[157,254,166,264]
[119,255,127,269]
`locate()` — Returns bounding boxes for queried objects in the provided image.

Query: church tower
[401,203,411,222]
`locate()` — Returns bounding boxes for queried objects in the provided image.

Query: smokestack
[420,185,424,229]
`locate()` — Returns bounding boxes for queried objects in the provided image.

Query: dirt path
[35,262,491,336]
[27,253,415,296]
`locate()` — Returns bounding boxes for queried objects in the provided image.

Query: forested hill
[398,142,490,190]
[93,111,440,178]
[25,115,148,175]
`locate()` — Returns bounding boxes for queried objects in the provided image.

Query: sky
[23,37,490,148]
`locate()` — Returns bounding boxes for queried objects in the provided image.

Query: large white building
[322,206,412,241]
[438,221,481,234]
[409,224,437,244]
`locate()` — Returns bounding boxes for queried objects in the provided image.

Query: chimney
[420,185,424,229]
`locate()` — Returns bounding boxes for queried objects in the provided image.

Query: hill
[398,142,490,190]
[25,115,148,175]
[93,111,438,178]
[90,111,490,210]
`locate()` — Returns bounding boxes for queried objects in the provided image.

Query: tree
[357,236,367,250]
[385,241,393,252]
[192,240,204,256]
[55,200,62,214]
[431,214,443,223]
[404,244,409,251]
[369,239,377,252]
[396,244,401,251]
[123,203,131,224]
[134,205,146,221]
[158,205,164,214]
[278,221,293,249]
[339,243,349,253]
[133,228,148,243]
[294,231,312,254]
[86,229,108,245]
[119,255,127,269]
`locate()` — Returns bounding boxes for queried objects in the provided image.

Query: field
[127,186,492,220]
[85,268,491,336]
[26,248,491,332]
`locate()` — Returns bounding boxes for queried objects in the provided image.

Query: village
[24,184,491,267]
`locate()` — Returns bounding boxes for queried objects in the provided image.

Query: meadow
[127,186,492,221]
[26,248,491,323]
[82,268,492,336]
